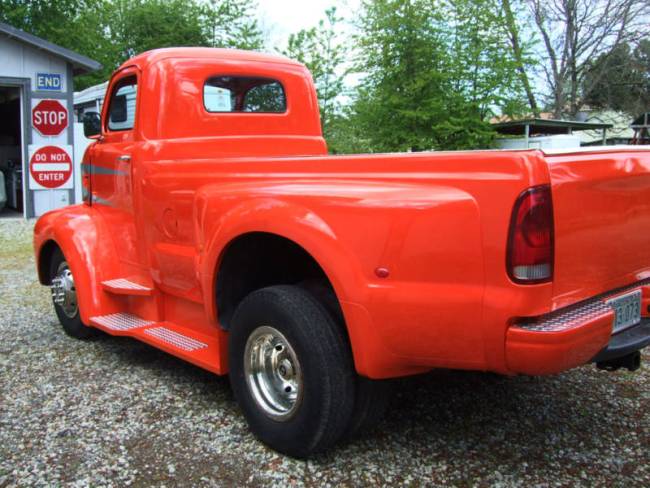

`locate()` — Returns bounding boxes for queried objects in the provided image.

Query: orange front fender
[34,205,121,323]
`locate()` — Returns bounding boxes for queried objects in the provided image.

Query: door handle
[116,155,131,163]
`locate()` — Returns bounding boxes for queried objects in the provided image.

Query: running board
[132,322,220,373]
[101,278,154,296]
[88,313,222,374]
[89,312,154,334]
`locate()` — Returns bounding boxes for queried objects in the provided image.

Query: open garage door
[0,85,24,218]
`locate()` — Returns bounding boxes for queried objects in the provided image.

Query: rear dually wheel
[228,285,356,458]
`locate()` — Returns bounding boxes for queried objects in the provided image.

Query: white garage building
[0,21,100,218]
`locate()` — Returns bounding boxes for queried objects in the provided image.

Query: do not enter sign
[32,99,68,137]
[29,145,73,190]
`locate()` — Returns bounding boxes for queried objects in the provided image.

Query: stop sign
[32,99,68,136]
[29,145,72,189]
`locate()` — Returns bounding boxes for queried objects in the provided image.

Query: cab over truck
[34,48,650,457]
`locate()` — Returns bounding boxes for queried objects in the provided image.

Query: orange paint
[34,49,650,378]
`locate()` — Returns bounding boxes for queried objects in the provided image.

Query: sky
[256,0,360,50]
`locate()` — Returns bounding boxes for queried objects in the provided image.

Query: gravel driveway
[1,219,648,487]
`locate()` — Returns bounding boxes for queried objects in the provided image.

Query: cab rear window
[204,76,286,113]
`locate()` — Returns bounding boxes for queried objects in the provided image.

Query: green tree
[0,0,264,90]
[583,41,650,116]
[349,0,513,152]
[283,7,347,143]
[0,0,116,88]
[117,0,207,57]
[500,0,539,116]
[202,0,264,50]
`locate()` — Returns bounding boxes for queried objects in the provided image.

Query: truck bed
[545,147,650,309]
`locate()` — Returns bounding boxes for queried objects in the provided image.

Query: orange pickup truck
[34,48,650,457]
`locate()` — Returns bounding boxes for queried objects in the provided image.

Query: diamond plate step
[90,313,154,332]
[101,278,153,296]
[143,326,208,351]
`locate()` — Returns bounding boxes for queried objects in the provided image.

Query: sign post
[28,145,74,190]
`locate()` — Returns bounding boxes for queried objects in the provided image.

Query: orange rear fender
[196,196,402,376]
[198,196,369,306]
[194,177,488,378]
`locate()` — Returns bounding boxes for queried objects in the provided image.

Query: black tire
[299,280,391,438]
[228,285,355,458]
[345,376,392,439]
[49,248,95,339]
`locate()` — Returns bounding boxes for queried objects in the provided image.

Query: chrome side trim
[81,163,127,176]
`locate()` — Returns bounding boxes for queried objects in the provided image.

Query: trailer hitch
[596,351,641,372]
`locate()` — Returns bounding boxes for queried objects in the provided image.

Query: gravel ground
[0,218,648,487]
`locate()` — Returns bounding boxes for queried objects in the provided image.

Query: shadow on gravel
[315,367,629,469]
[79,330,642,478]
[88,332,232,395]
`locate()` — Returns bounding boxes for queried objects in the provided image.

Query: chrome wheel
[51,261,78,318]
[244,325,303,421]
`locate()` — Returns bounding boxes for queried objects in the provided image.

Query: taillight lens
[507,185,554,283]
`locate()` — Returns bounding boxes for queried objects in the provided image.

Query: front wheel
[228,285,355,458]
[49,248,95,339]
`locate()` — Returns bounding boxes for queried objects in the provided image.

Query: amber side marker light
[507,185,554,284]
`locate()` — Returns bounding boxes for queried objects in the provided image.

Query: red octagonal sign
[29,146,72,189]
[32,99,68,137]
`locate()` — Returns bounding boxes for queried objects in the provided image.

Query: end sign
[36,73,62,91]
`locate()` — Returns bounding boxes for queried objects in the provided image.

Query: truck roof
[118,47,302,72]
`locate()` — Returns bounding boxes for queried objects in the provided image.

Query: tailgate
[547,148,650,308]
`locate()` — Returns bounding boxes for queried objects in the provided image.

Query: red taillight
[507,185,554,284]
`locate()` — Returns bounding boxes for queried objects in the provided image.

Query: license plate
[606,289,642,333]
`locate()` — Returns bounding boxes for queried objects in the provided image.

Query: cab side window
[107,76,137,131]
[204,76,286,113]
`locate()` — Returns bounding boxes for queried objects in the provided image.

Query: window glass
[204,76,286,113]
[107,77,137,131]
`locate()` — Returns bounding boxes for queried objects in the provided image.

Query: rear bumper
[591,319,650,363]
[505,282,650,375]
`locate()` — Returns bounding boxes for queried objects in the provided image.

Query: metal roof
[0,21,101,75]
[74,81,108,105]
[492,118,612,136]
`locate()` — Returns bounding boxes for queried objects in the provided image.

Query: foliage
[324,110,376,154]
[344,0,534,152]
[0,0,109,87]
[500,0,539,116]
[583,41,650,117]
[444,0,528,118]
[117,0,207,57]
[0,0,263,90]
[282,7,347,143]
[201,0,263,50]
